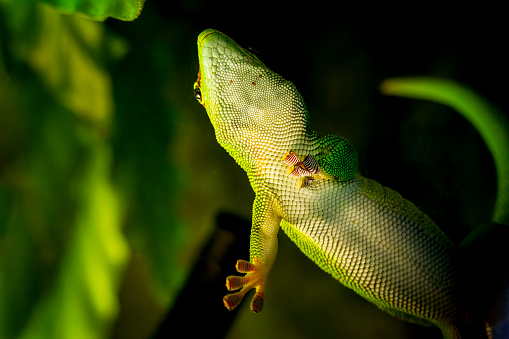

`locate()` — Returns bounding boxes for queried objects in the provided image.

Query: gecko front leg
[223,192,281,313]
[316,135,358,181]
[282,135,358,188]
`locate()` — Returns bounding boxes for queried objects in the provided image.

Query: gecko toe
[250,291,265,313]
[282,150,301,165]
[299,178,317,188]
[223,292,242,311]
[225,275,248,291]
[235,259,255,273]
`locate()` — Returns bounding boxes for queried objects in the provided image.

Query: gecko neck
[220,127,322,193]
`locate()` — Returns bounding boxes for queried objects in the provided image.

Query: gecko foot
[283,151,321,178]
[223,257,267,313]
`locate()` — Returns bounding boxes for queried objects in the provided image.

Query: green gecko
[193,29,501,338]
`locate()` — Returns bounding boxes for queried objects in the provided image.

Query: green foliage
[0,2,131,338]
[0,1,192,338]
[17,138,128,339]
[381,77,509,227]
[40,0,145,21]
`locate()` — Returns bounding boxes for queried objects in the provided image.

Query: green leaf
[39,0,145,21]
[381,77,509,226]
[0,2,130,338]
[18,138,129,339]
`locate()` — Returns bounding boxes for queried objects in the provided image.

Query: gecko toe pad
[226,275,249,290]
[223,293,242,311]
[250,291,265,313]
[283,151,321,178]
[289,165,312,176]
[299,178,317,188]
[301,155,319,174]
[235,259,255,273]
[282,150,301,165]
[283,151,324,189]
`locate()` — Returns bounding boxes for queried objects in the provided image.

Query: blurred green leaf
[0,94,130,339]
[40,0,145,21]
[1,2,126,125]
[27,3,120,125]
[381,77,509,227]
[18,138,129,339]
[0,2,131,338]
[110,27,188,305]
[1,0,195,336]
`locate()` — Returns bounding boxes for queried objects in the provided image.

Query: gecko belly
[278,176,458,326]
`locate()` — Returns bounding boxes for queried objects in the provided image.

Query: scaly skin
[193,29,471,338]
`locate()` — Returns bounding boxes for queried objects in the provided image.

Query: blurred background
[0,1,507,338]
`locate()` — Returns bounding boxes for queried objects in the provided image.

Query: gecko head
[194,29,309,163]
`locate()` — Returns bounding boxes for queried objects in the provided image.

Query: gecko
[192,28,503,338]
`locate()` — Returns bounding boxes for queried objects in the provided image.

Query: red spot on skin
[252,82,256,85]
[230,80,233,83]
[259,74,262,78]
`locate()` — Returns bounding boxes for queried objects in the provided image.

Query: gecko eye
[193,82,203,103]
